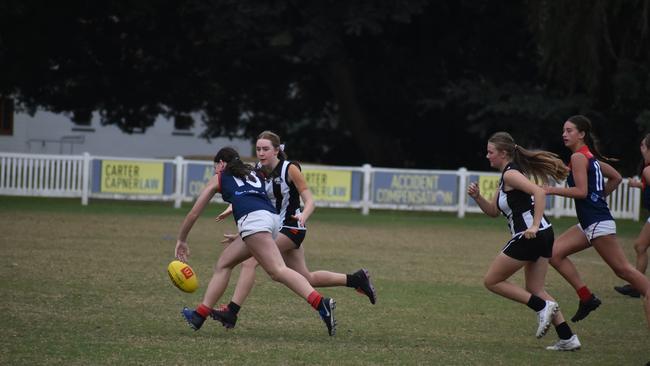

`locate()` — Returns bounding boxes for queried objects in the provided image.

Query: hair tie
[279,144,285,152]
[514,144,519,150]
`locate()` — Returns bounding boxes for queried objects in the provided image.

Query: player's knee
[549,255,562,269]
[241,259,259,271]
[264,266,285,282]
[612,264,635,280]
[303,273,316,285]
[634,241,649,254]
[483,276,497,291]
[213,262,227,274]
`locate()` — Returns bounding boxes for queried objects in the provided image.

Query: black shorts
[279,227,306,248]
[502,227,554,261]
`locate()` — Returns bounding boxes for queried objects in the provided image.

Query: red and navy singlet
[566,146,614,228]
[219,170,276,221]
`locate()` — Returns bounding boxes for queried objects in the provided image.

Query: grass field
[1,196,649,365]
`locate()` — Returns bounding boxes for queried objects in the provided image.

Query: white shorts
[237,210,280,239]
[578,220,617,242]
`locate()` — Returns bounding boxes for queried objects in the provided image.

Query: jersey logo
[233,174,263,188]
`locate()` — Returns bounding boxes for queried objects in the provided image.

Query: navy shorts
[502,227,554,261]
[279,227,306,248]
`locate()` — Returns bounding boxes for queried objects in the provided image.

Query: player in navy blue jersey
[174,147,337,336]
[468,132,580,351]
[615,133,650,298]
[544,115,650,328]
[211,131,375,329]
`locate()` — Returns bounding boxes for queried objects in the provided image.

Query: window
[0,97,14,136]
[71,109,95,132]
[172,114,194,136]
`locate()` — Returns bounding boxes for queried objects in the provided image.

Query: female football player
[468,131,580,351]
[174,147,337,336]
[544,115,650,329]
[614,133,650,298]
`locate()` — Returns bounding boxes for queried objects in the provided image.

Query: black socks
[228,301,241,314]
[555,322,573,340]
[346,274,361,288]
[526,294,546,312]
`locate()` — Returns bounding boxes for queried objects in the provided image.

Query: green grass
[1,196,649,365]
[1,195,644,236]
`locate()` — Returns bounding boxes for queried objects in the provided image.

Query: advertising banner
[303,169,352,202]
[478,175,501,202]
[100,160,164,194]
[467,174,554,208]
[372,172,458,206]
[185,163,215,197]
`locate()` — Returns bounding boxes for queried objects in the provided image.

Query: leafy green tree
[1,0,648,172]
[528,0,650,173]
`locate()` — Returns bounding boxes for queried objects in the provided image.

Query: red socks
[307,291,323,310]
[196,303,212,318]
[577,286,592,302]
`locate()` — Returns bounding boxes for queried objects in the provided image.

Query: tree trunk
[324,55,401,165]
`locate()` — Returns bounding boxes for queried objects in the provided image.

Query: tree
[2,1,648,172]
[528,0,650,173]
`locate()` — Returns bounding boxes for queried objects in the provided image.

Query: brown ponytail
[489,132,568,184]
[566,115,618,163]
[214,147,254,180]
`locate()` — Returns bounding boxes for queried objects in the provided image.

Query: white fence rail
[0,151,641,221]
[0,152,88,198]
[459,170,640,220]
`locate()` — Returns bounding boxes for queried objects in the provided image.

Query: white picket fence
[0,152,90,200]
[0,151,641,221]
[459,169,640,221]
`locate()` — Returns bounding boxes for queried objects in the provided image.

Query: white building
[0,101,252,159]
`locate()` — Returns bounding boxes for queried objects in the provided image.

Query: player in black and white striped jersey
[468,131,580,351]
[257,158,304,234]
[497,163,553,261]
[497,167,552,237]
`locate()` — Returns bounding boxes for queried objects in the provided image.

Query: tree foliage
[527,0,650,173]
[1,0,649,172]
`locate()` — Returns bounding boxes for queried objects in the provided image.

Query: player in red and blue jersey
[615,133,650,298]
[174,147,337,336]
[545,115,650,329]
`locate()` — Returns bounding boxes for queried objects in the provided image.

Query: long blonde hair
[488,132,568,184]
